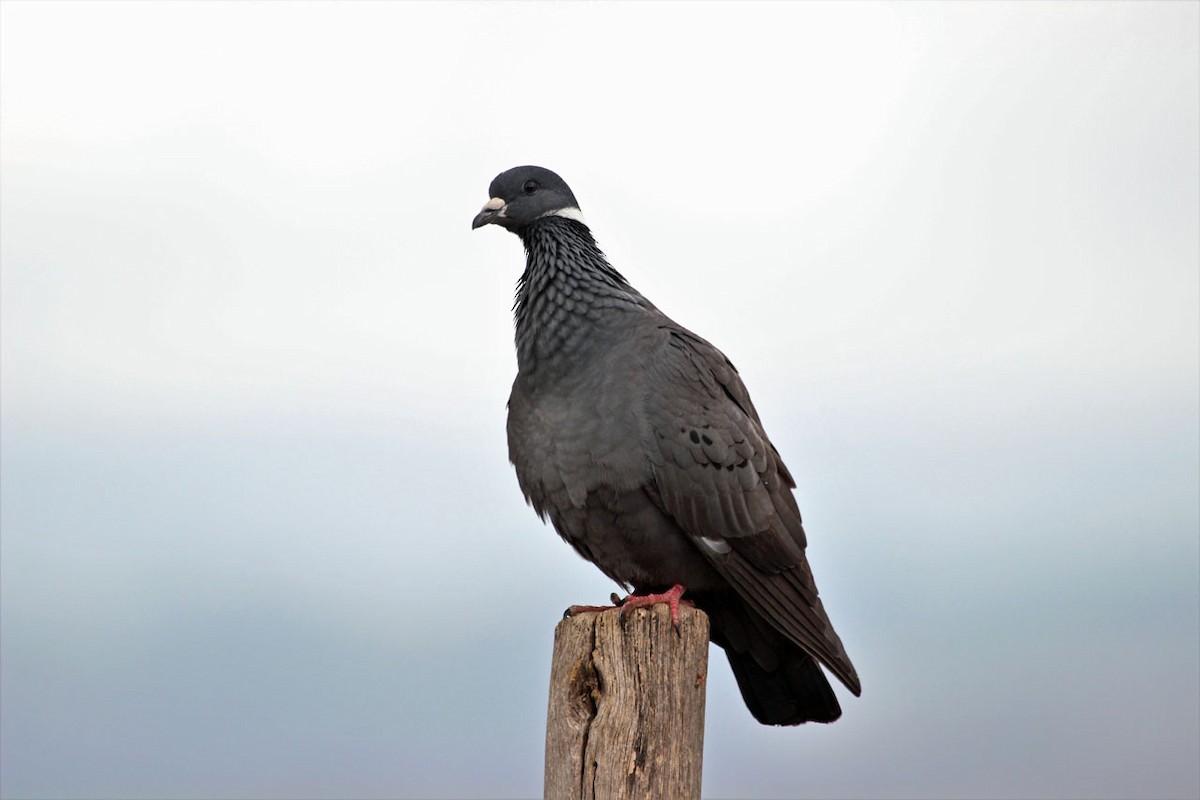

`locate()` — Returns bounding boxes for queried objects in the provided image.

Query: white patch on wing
[543,206,586,224]
[697,536,731,555]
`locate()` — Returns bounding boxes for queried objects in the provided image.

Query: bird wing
[643,324,861,695]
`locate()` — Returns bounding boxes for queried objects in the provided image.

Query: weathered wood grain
[544,604,709,800]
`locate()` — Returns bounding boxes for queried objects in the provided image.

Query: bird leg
[563,592,625,617]
[564,584,693,628]
[563,602,619,618]
[619,583,692,628]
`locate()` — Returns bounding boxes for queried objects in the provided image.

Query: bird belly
[508,372,722,592]
[550,486,725,592]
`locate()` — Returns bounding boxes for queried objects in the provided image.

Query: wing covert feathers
[647,326,861,696]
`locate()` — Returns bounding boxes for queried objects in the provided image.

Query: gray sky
[2,2,1197,798]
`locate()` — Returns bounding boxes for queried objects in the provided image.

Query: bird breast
[509,352,650,509]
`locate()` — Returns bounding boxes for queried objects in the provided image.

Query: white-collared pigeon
[473,165,861,725]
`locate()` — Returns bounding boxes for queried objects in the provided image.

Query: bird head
[471,165,585,233]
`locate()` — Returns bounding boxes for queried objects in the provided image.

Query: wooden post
[544,604,709,800]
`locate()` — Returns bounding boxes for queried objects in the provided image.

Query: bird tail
[723,641,841,725]
[700,593,843,725]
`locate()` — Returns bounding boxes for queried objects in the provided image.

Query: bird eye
[522,180,539,194]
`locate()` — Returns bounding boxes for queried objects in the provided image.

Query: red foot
[564,603,618,617]
[564,591,626,617]
[620,583,692,628]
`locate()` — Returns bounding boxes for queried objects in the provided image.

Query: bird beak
[472,197,506,229]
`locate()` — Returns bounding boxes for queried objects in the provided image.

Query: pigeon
[473,165,861,725]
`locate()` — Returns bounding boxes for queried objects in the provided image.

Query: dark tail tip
[724,645,843,725]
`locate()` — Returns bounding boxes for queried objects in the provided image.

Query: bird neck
[513,217,647,375]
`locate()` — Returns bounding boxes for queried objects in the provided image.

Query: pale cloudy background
[2,2,1197,799]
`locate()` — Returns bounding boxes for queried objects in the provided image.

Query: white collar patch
[542,206,586,225]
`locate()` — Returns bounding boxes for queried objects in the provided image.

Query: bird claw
[564,585,693,629]
[563,603,618,618]
[618,583,692,629]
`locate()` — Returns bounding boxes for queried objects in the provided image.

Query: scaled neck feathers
[513,217,651,374]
